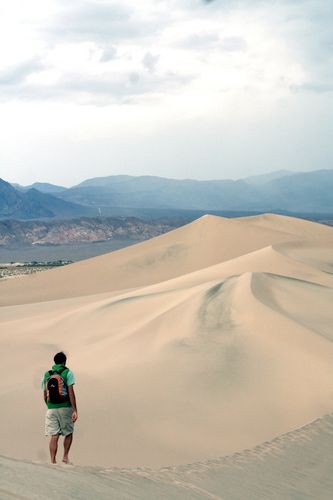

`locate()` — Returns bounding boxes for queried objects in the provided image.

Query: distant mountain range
[52,169,333,214]
[0,179,91,219]
[243,170,292,185]
[2,169,333,219]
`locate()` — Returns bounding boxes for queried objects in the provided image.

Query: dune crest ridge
[0,213,333,468]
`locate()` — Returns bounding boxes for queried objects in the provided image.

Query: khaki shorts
[45,407,74,436]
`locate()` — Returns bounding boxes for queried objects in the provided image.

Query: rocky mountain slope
[0,217,175,247]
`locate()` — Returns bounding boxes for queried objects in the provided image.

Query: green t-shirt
[42,364,75,409]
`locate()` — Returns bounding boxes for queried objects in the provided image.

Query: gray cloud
[272,1,333,96]
[176,33,248,54]
[0,69,194,106]
[177,33,220,50]
[128,72,140,85]
[142,52,159,72]
[220,37,248,52]
[291,83,333,94]
[0,60,43,86]
[52,2,131,39]
[100,45,117,62]
[46,1,162,44]
[66,71,193,101]
[1,0,333,104]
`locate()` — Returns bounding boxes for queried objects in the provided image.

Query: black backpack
[46,366,70,404]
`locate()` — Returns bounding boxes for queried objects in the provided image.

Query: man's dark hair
[54,352,67,365]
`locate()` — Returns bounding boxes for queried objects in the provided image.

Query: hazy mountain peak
[243,170,293,185]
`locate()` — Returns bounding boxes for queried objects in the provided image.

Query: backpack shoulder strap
[47,366,69,382]
[52,366,67,375]
[60,367,69,385]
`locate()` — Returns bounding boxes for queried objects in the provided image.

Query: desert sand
[0,214,333,496]
[2,412,333,499]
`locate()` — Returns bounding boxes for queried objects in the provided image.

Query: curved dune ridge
[0,213,333,469]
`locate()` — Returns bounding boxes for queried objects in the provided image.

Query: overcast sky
[0,0,332,186]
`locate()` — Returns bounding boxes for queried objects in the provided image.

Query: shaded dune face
[0,214,333,467]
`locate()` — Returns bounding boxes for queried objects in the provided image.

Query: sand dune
[1,213,326,306]
[236,212,333,239]
[2,412,333,499]
[0,213,333,474]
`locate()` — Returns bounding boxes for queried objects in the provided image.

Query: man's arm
[68,385,78,422]
[43,388,47,404]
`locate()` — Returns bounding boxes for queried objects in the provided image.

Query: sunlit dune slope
[0,213,332,468]
[236,212,333,239]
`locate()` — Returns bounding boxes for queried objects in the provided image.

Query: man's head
[54,351,67,365]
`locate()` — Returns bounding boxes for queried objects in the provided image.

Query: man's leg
[63,433,73,463]
[49,434,60,464]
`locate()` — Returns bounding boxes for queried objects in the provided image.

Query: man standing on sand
[42,352,78,464]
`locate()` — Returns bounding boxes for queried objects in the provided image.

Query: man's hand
[68,385,78,422]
